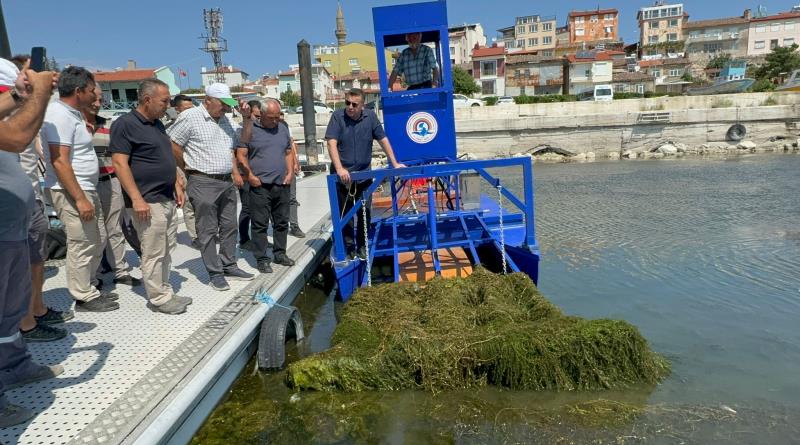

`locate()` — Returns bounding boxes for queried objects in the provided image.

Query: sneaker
[75,298,119,312]
[21,324,68,342]
[100,292,119,302]
[113,275,142,286]
[147,298,188,315]
[257,262,273,273]
[94,277,103,291]
[35,307,75,325]
[175,295,193,306]
[209,275,230,291]
[224,267,255,281]
[0,403,35,428]
[289,226,306,238]
[274,255,295,267]
[0,363,64,391]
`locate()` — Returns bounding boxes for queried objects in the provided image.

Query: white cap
[205,83,237,107]
[0,58,20,89]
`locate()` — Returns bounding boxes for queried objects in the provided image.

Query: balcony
[686,31,741,42]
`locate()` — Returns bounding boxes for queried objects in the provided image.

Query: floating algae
[287,268,670,393]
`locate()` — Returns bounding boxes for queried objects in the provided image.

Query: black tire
[726,124,746,141]
[257,305,305,370]
[471,103,480,107]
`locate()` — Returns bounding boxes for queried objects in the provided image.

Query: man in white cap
[168,83,254,291]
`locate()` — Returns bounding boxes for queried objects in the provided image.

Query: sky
[2,0,794,88]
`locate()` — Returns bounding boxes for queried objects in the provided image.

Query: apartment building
[684,11,751,58]
[567,8,619,44]
[498,14,558,55]
[448,23,487,65]
[637,2,688,59]
[747,10,800,55]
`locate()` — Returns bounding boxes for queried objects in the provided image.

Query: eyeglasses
[345,100,361,108]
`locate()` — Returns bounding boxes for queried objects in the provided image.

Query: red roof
[335,71,381,82]
[751,11,800,23]
[568,8,618,18]
[684,16,749,29]
[472,46,505,58]
[94,69,157,82]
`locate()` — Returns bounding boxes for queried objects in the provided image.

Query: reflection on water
[195,155,800,444]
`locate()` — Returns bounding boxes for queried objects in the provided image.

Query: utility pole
[298,40,319,167]
[0,0,11,59]
[200,8,228,83]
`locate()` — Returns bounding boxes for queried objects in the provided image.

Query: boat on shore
[688,61,754,95]
[776,69,800,92]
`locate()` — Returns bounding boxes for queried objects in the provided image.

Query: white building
[200,65,249,88]
[747,10,800,56]
[278,64,334,102]
[448,23,487,65]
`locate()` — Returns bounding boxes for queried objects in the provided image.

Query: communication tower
[200,8,228,83]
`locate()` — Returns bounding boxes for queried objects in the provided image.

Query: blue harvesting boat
[687,60,755,95]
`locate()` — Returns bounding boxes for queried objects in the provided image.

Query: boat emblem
[406,112,438,144]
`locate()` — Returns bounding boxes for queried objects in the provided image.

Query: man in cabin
[325,88,404,259]
[42,67,119,312]
[168,83,254,291]
[110,78,191,315]
[236,99,295,273]
[388,32,440,91]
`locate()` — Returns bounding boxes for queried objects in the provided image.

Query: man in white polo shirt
[168,83,254,291]
[42,67,119,312]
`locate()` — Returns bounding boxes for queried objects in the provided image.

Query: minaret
[335,1,347,46]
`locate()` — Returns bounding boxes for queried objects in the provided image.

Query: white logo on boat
[406,112,438,144]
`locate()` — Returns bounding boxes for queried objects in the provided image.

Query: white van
[577,85,614,102]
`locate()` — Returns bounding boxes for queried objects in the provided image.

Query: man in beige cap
[168,83,254,291]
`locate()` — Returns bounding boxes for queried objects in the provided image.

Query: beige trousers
[129,202,177,306]
[50,189,105,302]
[177,170,197,240]
[97,177,131,278]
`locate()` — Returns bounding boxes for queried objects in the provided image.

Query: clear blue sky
[3,0,791,88]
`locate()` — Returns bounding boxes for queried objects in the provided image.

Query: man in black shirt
[236,99,295,273]
[110,79,191,315]
[325,88,404,258]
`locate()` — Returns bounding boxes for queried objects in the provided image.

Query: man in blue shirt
[325,88,404,258]
[389,32,440,91]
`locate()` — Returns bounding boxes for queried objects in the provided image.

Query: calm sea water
[196,154,800,444]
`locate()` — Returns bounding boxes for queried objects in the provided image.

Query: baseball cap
[0,58,20,92]
[205,83,238,107]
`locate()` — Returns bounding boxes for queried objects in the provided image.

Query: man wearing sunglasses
[325,88,405,259]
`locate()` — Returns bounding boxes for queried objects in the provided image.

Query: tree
[280,89,301,107]
[181,88,203,94]
[45,57,60,72]
[755,44,800,80]
[452,66,480,96]
[706,53,732,70]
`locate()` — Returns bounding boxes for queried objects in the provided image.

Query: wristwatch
[10,87,24,104]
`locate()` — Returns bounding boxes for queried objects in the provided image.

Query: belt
[98,173,117,182]
[186,170,232,181]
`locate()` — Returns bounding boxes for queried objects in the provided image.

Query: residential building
[639,57,693,93]
[277,64,334,102]
[498,14,558,55]
[564,51,622,94]
[504,52,564,96]
[684,10,751,59]
[638,2,688,59]
[448,23,487,65]
[567,8,619,44]
[200,66,249,88]
[472,45,506,96]
[245,76,280,99]
[94,61,179,106]
[611,71,656,94]
[747,10,800,56]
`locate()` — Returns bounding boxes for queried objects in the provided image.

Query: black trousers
[336,180,373,253]
[238,184,256,244]
[249,183,289,263]
[407,80,433,90]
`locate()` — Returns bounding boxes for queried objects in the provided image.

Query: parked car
[453,94,483,107]
[296,101,333,114]
[496,96,515,106]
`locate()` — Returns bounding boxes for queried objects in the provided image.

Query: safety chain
[497,185,507,274]
[362,198,372,287]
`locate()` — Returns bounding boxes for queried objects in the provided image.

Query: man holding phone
[168,83,254,291]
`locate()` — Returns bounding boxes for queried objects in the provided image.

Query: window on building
[771,39,779,49]
[647,49,658,56]
[575,17,585,24]
[649,35,659,44]
[669,69,682,76]
[689,31,700,39]
[605,14,614,21]
[323,60,332,67]
[517,26,525,34]
[517,39,525,47]
[591,15,598,22]
[754,40,765,49]
[785,38,795,46]
[450,46,455,55]
[541,36,551,45]
[786,21,796,30]
[668,33,678,41]
[529,24,538,32]
[349,58,358,66]
[704,43,722,53]
[669,19,679,27]
[637,84,645,94]
[543,50,554,57]
[576,28,585,36]
[543,22,553,31]
[481,61,497,76]
[604,26,613,34]
[650,21,660,29]
[482,80,496,95]
[771,23,781,32]
[670,7,679,16]
[528,38,537,46]
[756,24,767,33]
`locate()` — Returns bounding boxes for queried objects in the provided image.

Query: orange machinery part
[397,247,473,282]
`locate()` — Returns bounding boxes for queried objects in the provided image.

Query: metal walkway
[0,173,332,445]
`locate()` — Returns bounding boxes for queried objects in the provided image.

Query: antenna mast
[200,8,228,83]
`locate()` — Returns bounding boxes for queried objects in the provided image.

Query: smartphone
[30,47,47,72]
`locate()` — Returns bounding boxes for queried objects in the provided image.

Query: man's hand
[175,183,185,208]
[336,166,351,185]
[232,173,244,188]
[238,100,251,120]
[294,158,301,175]
[247,175,262,188]
[25,70,57,96]
[132,198,151,222]
[283,172,294,185]
[392,162,407,169]
[75,197,95,222]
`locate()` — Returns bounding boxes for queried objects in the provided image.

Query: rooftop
[685,16,749,29]
[751,11,800,23]
[472,45,506,58]
[94,68,159,83]
[568,8,618,18]
[612,71,655,82]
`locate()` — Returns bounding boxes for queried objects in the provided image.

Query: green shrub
[514,94,577,104]
[484,96,498,106]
